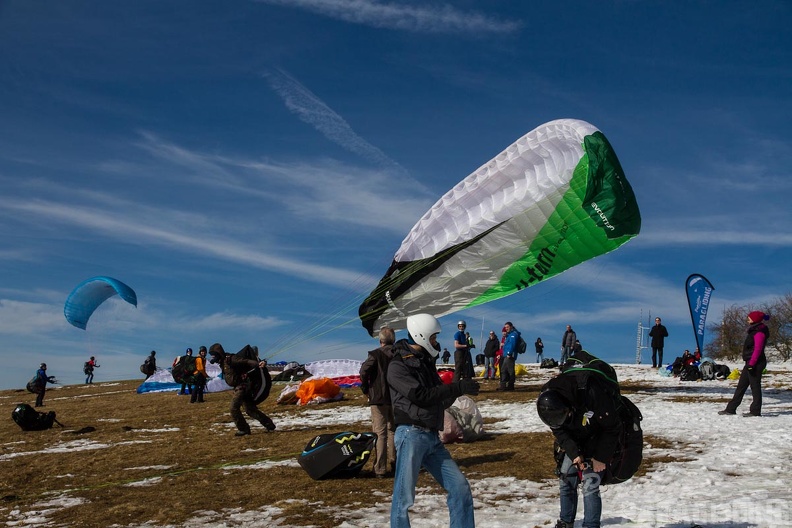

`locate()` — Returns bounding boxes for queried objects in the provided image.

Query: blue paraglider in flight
[64,276,138,330]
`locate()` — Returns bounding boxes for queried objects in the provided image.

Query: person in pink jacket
[719,311,770,417]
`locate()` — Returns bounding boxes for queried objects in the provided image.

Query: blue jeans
[391,425,475,528]
[483,356,495,379]
[559,455,602,528]
[561,347,572,365]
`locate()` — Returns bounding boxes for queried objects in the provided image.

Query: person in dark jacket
[561,325,577,365]
[537,370,622,528]
[359,326,396,478]
[535,337,545,364]
[649,317,669,368]
[388,313,479,528]
[30,363,57,407]
[482,331,499,380]
[208,343,275,436]
[719,311,770,417]
[84,356,99,384]
[452,320,471,382]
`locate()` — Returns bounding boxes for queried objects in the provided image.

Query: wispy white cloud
[262,68,405,172]
[257,0,522,34]
[131,133,431,233]
[0,195,374,289]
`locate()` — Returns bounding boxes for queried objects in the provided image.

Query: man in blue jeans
[387,313,480,528]
[537,371,621,528]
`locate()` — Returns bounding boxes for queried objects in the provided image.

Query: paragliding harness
[26,374,55,394]
[555,351,643,485]
[11,403,63,431]
[171,354,196,384]
[83,361,94,375]
[140,357,156,377]
[297,431,376,480]
[221,345,273,404]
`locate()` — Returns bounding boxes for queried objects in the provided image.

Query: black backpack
[11,404,59,431]
[557,352,643,485]
[297,431,376,480]
[516,335,528,354]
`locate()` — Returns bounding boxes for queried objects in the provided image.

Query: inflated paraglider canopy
[64,276,138,330]
[359,118,641,335]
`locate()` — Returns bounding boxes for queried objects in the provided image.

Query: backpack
[714,364,731,379]
[11,403,59,431]
[557,352,643,485]
[699,361,715,381]
[297,431,376,480]
[140,359,155,377]
[680,364,701,382]
[516,335,528,355]
[83,362,92,375]
[540,358,558,369]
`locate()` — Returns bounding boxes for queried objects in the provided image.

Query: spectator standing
[498,322,521,391]
[561,325,577,365]
[537,365,622,528]
[482,331,499,380]
[179,348,194,395]
[452,320,471,382]
[84,356,99,384]
[719,311,770,417]
[441,348,451,364]
[190,347,208,403]
[649,317,669,368]
[535,337,545,364]
[359,327,396,478]
[387,313,479,528]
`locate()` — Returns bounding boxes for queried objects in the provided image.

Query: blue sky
[1,1,790,389]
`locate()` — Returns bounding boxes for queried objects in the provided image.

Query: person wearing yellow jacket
[190,346,209,403]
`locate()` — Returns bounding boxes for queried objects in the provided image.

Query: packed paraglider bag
[297,431,376,480]
[11,403,59,431]
[26,377,43,394]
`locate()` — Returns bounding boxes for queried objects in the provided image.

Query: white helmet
[457,320,466,327]
[407,313,442,356]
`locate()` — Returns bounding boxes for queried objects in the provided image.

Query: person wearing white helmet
[387,313,479,528]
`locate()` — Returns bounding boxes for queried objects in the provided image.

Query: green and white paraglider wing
[359,118,641,335]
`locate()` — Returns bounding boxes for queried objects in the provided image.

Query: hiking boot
[742,412,761,417]
[718,410,736,415]
[235,429,251,437]
[555,520,574,528]
[260,417,276,431]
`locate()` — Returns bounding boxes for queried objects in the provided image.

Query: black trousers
[725,357,766,415]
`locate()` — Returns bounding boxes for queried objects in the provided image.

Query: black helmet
[536,390,572,428]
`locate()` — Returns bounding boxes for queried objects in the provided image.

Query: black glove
[458,379,480,396]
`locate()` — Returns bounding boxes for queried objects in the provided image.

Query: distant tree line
[706,293,792,362]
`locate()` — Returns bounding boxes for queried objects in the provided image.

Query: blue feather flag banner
[685,274,715,354]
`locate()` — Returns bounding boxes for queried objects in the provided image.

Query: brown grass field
[0,374,683,527]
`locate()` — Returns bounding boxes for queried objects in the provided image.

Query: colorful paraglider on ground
[64,276,138,330]
[359,118,641,335]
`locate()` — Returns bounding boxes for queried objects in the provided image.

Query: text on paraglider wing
[590,201,616,231]
[515,223,568,290]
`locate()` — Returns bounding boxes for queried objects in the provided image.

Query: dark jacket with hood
[387,339,466,431]
[541,373,622,464]
[483,336,500,358]
[360,344,394,406]
[209,343,262,388]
